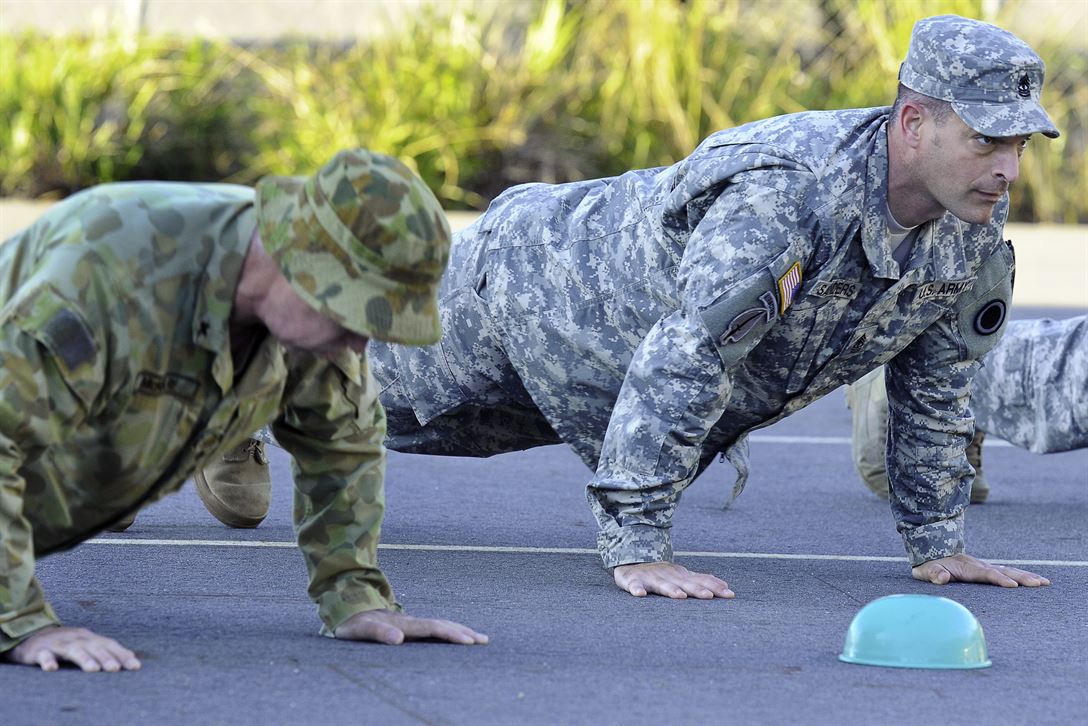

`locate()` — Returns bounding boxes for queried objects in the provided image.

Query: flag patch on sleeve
[776,261,803,314]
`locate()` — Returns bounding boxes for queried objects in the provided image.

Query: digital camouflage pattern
[371,106,1017,570]
[0,180,401,653]
[968,315,1086,452]
[257,149,451,346]
[847,315,1087,490]
[899,15,1059,139]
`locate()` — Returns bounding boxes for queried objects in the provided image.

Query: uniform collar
[861,125,972,282]
[860,126,899,279]
[192,217,258,393]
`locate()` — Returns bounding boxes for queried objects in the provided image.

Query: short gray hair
[891,84,954,125]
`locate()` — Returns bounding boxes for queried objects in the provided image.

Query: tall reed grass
[1,0,1083,222]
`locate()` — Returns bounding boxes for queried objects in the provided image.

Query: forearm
[275,358,400,632]
[590,314,731,567]
[0,466,62,653]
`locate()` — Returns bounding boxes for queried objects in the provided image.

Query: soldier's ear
[897,102,927,149]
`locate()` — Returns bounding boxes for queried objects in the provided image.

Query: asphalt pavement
[3,306,1086,725]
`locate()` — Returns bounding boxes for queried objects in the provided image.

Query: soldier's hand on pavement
[912,553,1050,588]
[613,561,735,599]
[3,625,141,672]
[333,609,489,645]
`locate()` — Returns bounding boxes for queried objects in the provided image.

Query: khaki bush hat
[256,149,451,345]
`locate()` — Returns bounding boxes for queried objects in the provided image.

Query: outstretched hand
[3,626,141,672]
[613,561,735,599]
[334,609,489,645]
[912,553,1050,588]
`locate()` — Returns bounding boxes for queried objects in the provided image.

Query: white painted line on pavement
[84,538,1088,566]
[748,434,1013,447]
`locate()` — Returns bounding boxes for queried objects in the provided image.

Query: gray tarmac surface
[3,306,1086,726]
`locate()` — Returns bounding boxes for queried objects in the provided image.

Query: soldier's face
[259,277,369,357]
[917,112,1028,225]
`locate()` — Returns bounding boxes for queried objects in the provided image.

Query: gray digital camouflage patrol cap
[899,15,1059,139]
[255,149,451,346]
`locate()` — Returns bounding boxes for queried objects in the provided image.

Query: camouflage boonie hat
[256,149,451,345]
[899,15,1059,139]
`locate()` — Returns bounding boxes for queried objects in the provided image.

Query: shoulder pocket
[954,240,1014,360]
[699,266,779,369]
[9,285,104,409]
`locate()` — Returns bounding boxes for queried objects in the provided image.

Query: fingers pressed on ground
[35,651,59,672]
[1002,567,1050,587]
[113,646,141,670]
[69,647,100,672]
[85,644,121,672]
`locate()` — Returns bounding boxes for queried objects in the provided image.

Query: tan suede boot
[967,429,990,504]
[846,368,891,499]
[194,438,271,528]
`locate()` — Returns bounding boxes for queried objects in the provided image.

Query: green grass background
[1,0,1084,222]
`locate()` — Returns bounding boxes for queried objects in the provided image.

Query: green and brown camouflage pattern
[0,181,399,653]
[257,149,451,346]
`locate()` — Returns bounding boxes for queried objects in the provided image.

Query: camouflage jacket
[0,183,395,653]
[459,108,1013,567]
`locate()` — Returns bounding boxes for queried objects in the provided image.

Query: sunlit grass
[0,0,1083,222]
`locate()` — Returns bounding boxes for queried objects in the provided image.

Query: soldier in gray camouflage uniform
[369,14,1059,599]
[230,15,1059,597]
[0,150,487,673]
[848,314,1088,498]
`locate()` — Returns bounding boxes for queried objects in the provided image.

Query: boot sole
[193,470,267,528]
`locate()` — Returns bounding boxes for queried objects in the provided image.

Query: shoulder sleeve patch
[40,308,98,371]
[954,240,1014,360]
[699,266,779,369]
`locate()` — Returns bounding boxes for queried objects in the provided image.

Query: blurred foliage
[0,0,1084,222]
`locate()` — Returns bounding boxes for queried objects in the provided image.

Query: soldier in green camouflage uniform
[368,15,1058,598]
[848,314,1088,498]
[0,150,486,673]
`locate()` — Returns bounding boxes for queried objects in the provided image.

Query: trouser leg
[846,366,989,501]
[845,367,890,497]
[972,316,1088,453]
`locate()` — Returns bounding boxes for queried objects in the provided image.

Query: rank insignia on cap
[776,261,803,314]
[1017,74,1031,98]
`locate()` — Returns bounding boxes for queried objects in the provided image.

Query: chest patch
[810,280,860,299]
[136,372,199,401]
[917,280,972,301]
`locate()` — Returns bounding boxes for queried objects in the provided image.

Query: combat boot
[846,367,890,499]
[967,429,990,504]
[194,438,271,528]
[107,511,137,532]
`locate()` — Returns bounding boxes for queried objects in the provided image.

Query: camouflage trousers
[846,315,1087,456]
[969,315,1087,453]
[366,217,564,459]
[252,218,564,459]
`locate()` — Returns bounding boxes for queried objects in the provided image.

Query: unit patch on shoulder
[724,291,777,343]
[40,308,97,371]
[776,261,803,314]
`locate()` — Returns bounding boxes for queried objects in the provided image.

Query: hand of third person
[912,553,1050,588]
[334,609,489,645]
[3,625,141,672]
[613,561,735,599]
